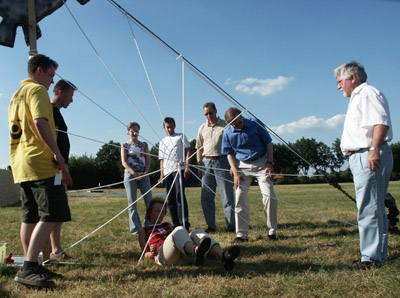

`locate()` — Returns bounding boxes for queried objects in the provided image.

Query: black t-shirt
[52,103,70,164]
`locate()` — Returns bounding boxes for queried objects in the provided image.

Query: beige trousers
[155,227,217,266]
[235,154,278,238]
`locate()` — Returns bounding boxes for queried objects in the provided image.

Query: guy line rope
[48,0,358,260]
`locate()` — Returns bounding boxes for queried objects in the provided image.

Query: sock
[22,261,38,271]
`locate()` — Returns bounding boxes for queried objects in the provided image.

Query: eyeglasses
[337,76,352,86]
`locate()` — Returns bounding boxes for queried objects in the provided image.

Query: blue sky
[1,0,399,169]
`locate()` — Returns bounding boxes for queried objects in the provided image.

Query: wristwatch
[369,147,379,151]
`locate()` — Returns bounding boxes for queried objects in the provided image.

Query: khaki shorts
[20,176,71,223]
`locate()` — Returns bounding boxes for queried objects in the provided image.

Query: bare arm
[265,142,274,181]
[34,118,72,186]
[158,159,164,185]
[227,154,243,189]
[138,228,155,259]
[368,124,389,173]
[184,147,191,180]
[196,148,203,178]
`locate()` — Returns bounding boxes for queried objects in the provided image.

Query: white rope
[67,169,161,194]
[188,167,277,247]
[189,164,355,227]
[124,14,166,131]
[48,0,357,261]
[106,0,345,195]
[55,73,126,128]
[43,171,168,265]
[180,58,187,230]
[62,0,165,146]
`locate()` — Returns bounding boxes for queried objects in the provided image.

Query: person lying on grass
[139,197,240,271]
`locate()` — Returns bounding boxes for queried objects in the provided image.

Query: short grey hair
[334,61,367,83]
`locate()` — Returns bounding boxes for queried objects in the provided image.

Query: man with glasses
[196,102,235,233]
[334,61,393,270]
[221,107,278,243]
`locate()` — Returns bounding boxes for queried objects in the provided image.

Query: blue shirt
[221,118,272,162]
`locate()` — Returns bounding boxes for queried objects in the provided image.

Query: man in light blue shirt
[222,107,278,243]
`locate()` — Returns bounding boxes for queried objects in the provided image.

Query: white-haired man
[334,61,393,270]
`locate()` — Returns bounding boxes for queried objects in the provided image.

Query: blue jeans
[165,170,190,229]
[201,157,235,231]
[124,171,153,235]
[349,144,393,264]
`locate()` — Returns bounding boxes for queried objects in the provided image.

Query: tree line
[68,139,400,190]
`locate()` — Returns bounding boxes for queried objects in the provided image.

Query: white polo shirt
[159,133,190,175]
[341,82,392,155]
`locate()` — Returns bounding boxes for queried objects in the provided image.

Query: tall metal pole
[28,0,38,57]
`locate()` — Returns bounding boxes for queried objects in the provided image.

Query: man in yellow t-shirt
[8,54,72,288]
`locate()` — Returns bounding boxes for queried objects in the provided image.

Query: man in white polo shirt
[334,61,393,270]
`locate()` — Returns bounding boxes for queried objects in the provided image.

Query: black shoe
[14,267,55,288]
[226,227,235,233]
[352,260,375,270]
[38,265,63,279]
[194,237,211,266]
[233,237,248,243]
[205,228,216,233]
[268,234,277,240]
[222,245,241,271]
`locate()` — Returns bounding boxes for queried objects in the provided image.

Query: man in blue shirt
[221,107,278,243]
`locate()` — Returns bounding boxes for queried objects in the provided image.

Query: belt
[248,154,265,162]
[204,155,226,160]
[347,142,388,156]
[347,148,367,156]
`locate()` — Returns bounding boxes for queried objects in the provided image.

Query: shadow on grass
[72,241,346,282]
[273,220,359,239]
[0,286,12,298]
[279,220,356,230]
[0,201,21,208]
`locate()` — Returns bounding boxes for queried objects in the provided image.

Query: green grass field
[1,182,400,297]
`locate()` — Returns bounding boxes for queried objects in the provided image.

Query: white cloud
[271,114,346,134]
[185,119,196,125]
[225,76,294,96]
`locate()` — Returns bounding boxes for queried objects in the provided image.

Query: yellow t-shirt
[8,79,58,183]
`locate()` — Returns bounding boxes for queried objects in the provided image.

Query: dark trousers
[165,170,190,229]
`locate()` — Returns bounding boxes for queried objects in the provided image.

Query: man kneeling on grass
[139,198,240,271]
